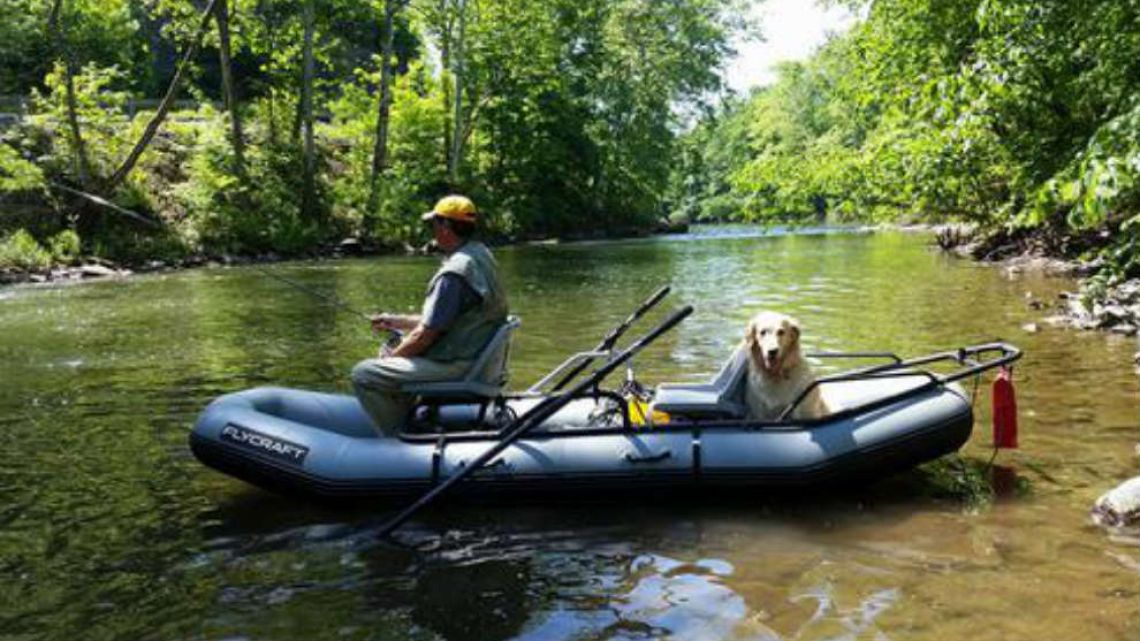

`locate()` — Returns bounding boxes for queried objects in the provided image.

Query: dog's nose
[766,348,779,360]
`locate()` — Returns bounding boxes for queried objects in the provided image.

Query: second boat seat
[650,347,749,420]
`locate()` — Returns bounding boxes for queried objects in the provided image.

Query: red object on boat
[992,366,1018,449]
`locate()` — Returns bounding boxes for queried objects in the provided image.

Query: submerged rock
[80,264,118,278]
[1091,476,1140,529]
[1116,281,1140,303]
[336,237,363,256]
[1111,324,1138,336]
[1048,279,1140,335]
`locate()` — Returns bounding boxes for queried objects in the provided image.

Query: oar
[377,304,694,538]
[549,284,671,392]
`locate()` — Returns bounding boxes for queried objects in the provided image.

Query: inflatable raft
[190,301,1021,500]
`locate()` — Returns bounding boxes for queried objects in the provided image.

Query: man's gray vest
[424,241,509,362]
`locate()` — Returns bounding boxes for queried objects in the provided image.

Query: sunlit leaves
[690,0,1140,274]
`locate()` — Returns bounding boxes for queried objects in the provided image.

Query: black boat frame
[396,341,1022,444]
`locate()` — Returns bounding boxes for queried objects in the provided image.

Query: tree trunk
[300,0,317,220]
[367,0,399,214]
[62,59,90,186]
[214,0,246,177]
[107,0,219,192]
[448,0,467,185]
[48,0,91,187]
[439,0,452,173]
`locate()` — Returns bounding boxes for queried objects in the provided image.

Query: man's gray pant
[351,356,471,436]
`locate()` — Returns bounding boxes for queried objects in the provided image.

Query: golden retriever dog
[742,311,831,422]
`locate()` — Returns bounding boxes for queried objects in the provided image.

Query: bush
[0,229,51,271]
[326,62,448,247]
[47,229,81,263]
[0,142,44,195]
[177,113,329,256]
[31,63,131,181]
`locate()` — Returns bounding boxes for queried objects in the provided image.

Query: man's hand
[387,323,441,358]
[371,313,397,333]
[370,313,421,333]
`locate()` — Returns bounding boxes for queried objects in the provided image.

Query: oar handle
[600,285,671,349]
[550,284,671,392]
[377,304,693,538]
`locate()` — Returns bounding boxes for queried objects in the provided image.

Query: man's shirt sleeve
[422,273,480,330]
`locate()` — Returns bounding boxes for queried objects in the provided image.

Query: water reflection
[187,491,928,641]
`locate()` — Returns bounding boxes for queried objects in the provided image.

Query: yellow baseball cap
[422,195,477,223]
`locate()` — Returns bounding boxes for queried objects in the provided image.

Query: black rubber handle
[624,450,671,464]
[551,284,671,391]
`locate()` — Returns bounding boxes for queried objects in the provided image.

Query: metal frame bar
[776,341,1021,421]
[397,341,1021,445]
[526,351,612,393]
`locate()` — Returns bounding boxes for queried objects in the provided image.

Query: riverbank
[938,223,1140,369]
[0,240,379,287]
[0,217,692,288]
[1042,280,1140,337]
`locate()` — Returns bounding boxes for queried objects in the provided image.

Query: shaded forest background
[1,0,1138,291]
[0,0,748,265]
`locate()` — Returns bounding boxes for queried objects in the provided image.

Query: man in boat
[351,195,509,435]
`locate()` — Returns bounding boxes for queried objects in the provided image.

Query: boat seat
[401,316,520,402]
[650,347,748,419]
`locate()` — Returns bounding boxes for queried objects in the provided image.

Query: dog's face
[744,311,802,377]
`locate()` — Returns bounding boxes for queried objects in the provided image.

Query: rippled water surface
[2,227,1139,640]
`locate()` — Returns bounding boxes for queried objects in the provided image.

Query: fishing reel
[383,329,404,351]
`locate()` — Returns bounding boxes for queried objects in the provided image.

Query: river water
[1,227,1138,640]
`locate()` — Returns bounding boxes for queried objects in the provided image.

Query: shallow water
[1,226,1138,641]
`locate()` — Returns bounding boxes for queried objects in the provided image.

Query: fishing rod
[43,180,400,343]
[250,264,371,322]
[250,264,404,346]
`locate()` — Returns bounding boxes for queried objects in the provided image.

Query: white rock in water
[1091,476,1140,528]
[1111,324,1138,336]
[80,264,117,278]
[1103,304,1131,322]
[1115,281,1140,303]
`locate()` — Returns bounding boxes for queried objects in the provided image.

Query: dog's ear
[743,317,757,347]
[788,317,801,346]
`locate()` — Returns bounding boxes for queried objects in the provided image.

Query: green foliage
[0,0,749,263]
[47,228,81,262]
[31,62,131,181]
[675,0,1140,277]
[0,143,45,195]
[0,0,50,93]
[462,0,744,236]
[327,62,447,247]
[177,111,328,255]
[0,0,145,95]
[0,229,51,270]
